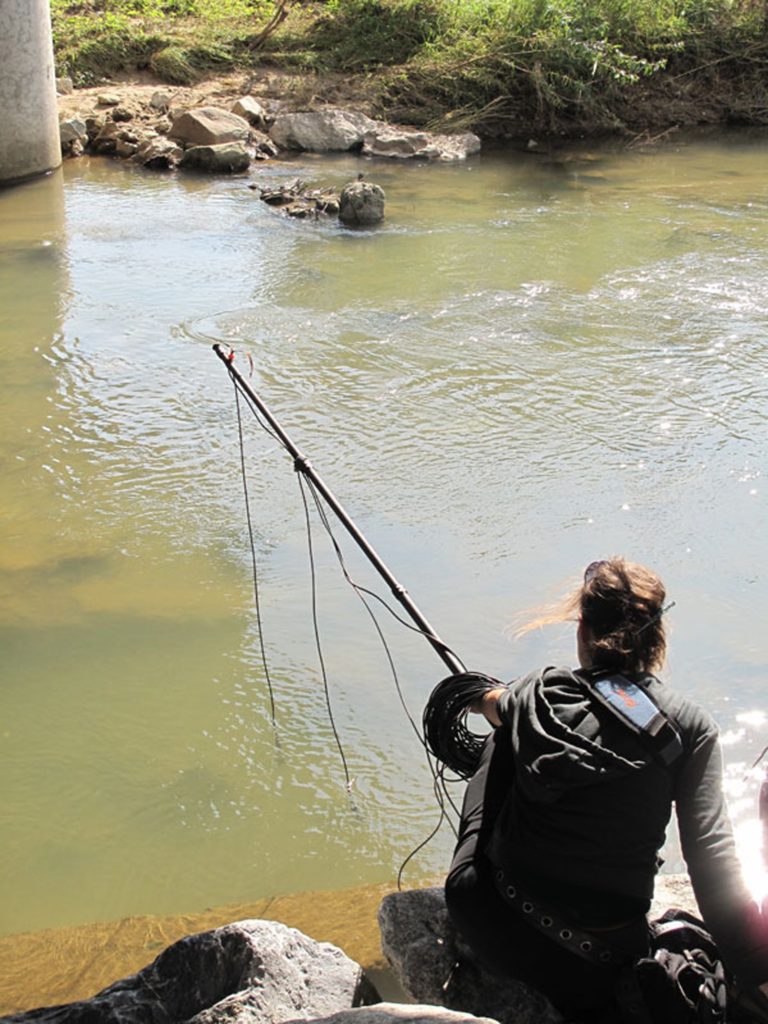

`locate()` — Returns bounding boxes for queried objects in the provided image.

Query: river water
[1,133,768,996]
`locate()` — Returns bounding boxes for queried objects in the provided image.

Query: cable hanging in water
[215,344,498,866]
[233,381,278,735]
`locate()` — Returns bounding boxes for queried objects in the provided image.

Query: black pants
[444,729,646,1018]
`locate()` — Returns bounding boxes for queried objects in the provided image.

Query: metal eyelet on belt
[600,951,612,962]
[506,886,516,899]
[559,929,572,940]
[580,941,593,952]
[496,870,504,883]
[522,902,534,913]
[541,916,553,927]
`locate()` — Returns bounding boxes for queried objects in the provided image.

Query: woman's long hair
[518,557,667,674]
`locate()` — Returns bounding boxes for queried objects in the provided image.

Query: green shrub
[306,0,449,68]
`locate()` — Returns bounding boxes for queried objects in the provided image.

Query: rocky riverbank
[4,876,698,1024]
[53,74,481,225]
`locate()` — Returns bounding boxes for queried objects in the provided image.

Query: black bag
[616,909,728,1024]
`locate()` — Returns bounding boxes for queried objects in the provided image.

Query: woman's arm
[470,688,507,727]
[676,720,768,988]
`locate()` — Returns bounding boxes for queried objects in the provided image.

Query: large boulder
[180,142,252,174]
[379,888,561,1024]
[362,128,481,162]
[379,876,700,1024]
[3,919,377,1024]
[339,181,385,227]
[269,110,378,152]
[170,107,251,147]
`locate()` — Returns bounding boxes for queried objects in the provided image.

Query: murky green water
[2,134,768,947]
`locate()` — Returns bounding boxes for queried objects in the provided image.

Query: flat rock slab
[3,919,376,1024]
[362,128,481,161]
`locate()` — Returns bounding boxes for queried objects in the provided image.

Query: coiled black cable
[423,672,507,779]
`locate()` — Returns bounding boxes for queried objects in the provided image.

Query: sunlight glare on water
[1,133,768,961]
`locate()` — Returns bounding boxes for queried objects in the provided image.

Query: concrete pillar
[0,0,61,185]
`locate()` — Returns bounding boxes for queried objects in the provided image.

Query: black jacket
[485,665,768,987]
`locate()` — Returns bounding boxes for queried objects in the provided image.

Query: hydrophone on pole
[213,343,464,676]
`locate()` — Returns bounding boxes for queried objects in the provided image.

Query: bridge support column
[0,0,61,186]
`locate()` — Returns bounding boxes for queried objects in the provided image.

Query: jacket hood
[503,666,653,803]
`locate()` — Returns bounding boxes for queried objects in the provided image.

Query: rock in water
[361,128,480,162]
[3,919,377,1024]
[269,110,378,152]
[180,143,251,174]
[338,181,385,227]
[378,888,562,1024]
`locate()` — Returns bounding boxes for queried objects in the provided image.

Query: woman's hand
[470,688,506,727]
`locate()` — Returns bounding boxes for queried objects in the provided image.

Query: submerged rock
[4,919,377,1024]
[339,181,385,226]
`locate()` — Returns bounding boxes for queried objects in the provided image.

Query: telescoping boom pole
[213,343,464,676]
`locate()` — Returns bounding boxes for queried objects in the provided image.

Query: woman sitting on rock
[444,557,768,1020]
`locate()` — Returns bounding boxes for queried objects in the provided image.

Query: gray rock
[180,142,251,174]
[251,130,279,160]
[4,918,377,1024]
[110,105,133,123]
[56,77,74,95]
[84,115,105,142]
[152,116,172,135]
[380,877,700,1024]
[91,120,123,154]
[115,139,139,158]
[379,888,561,1024]
[362,127,481,162]
[232,96,268,130]
[170,107,251,147]
[269,110,378,152]
[150,90,173,112]
[339,181,385,227]
[283,1004,500,1024]
[96,93,121,107]
[59,117,88,147]
[134,136,183,170]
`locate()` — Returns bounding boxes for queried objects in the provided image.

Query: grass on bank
[51,0,768,132]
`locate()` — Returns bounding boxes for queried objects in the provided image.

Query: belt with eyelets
[493,867,631,967]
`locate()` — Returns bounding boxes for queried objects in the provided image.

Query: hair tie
[635,600,676,636]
